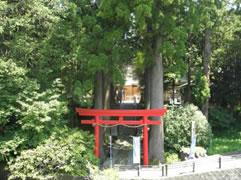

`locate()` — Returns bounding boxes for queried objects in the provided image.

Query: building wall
[123,85,141,102]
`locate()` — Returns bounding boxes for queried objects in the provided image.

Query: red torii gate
[76,108,167,165]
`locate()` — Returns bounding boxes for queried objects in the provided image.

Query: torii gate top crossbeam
[76,108,167,125]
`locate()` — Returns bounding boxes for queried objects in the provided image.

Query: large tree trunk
[103,73,111,109]
[149,37,165,163]
[109,83,116,108]
[202,29,211,119]
[103,73,118,136]
[94,71,105,164]
[94,71,104,108]
[144,67,151,109]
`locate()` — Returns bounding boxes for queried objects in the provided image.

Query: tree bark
[94,71,105,164]
[149,37,165,163]
[109,83,116,108]
[103,73,111,109]
[144,67,151,109]
[202,29,211,119]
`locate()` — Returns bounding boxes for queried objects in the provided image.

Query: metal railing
[117,154,241,178]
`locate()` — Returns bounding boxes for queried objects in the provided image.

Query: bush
[164,104,212,152]
[0,77,98,179]
[89,167,119,180]
[209,106,236,130]
[7,129,97,179]
[0,79,68,161]
[164,152,179,164]
[0,59,26,127]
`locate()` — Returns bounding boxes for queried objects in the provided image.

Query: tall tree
[182,1,226,117]
[131,0,189,162]
[211,0,241,113]
[202,28,211,118]
[196,0,224,118]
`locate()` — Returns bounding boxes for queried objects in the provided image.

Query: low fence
[117,154,241,178]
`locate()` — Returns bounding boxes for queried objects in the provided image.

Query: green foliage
[89,167,119,180]
[164,152,179,164]
[0,59,26,126]
[0,59,96,178]
[7,129,97,179]
[73,80,93,107]
[192,73,210,106]
[0,56,97,178]
[0,0,60,65]
[0,2,133,177]
[234,106,241,120]
[211,30,241,112]
[0,79,68,160]
[134,1,152,33]
[208,127,241,155]
[0,130,27,162]
[19,82,67,133]
[209,106,236,130]
[0,59,68,161]
[164,104,212,152]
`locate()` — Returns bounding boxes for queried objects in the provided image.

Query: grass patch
[208,128,241,155]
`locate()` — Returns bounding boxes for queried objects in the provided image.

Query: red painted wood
[95,116,100,158]
[143,125,148,165]
[143,116,149,165]
[76,108,167,117]
[76,108,167,165]
[81,119,161,125]
[119,116,124,123]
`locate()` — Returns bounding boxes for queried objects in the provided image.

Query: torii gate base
[76,108,167,165]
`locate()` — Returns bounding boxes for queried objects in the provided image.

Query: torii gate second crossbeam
[76,108,167,165]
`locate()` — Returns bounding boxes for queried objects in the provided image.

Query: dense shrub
[0,79,68,161]
[164,104,212,152]
[164,152,179,164]
[0,60,98,179]
[209,106,236,130]
[0,59,26,127]
[7,129,97,179]
[89,167,119,180]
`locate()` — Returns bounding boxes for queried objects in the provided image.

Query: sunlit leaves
[134,1,152,32]
[192,73,211,106]
[164,104,212,152]
[0,60,26,126]
[7,129,97,179]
